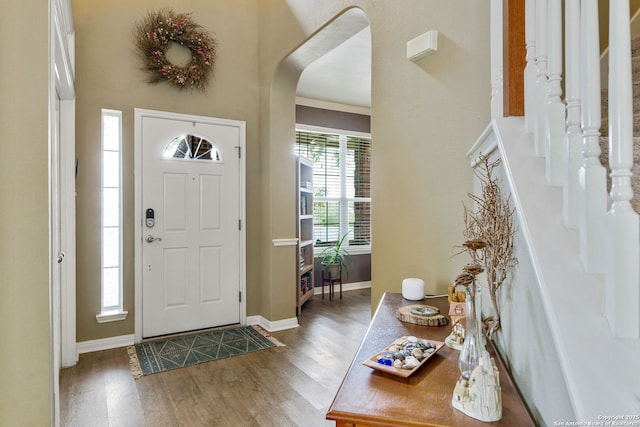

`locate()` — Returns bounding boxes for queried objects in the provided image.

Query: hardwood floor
[60,288,372,427]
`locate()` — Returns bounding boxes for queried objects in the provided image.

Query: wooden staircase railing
[604,0,640,338]
[508,0,640,338]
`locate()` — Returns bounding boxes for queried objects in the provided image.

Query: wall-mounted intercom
[145,208,155,228]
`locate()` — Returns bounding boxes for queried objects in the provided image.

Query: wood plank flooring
[60,288,371,427]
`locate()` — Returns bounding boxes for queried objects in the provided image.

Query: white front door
[139,111,244,338]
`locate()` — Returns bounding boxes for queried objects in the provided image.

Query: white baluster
[490,0,504,119]
[534,0,549,157]
[563,0,582,228]
[524,0,537,134]
[579,0,606,274]
[546,0,565,186]
[606,0,639,338]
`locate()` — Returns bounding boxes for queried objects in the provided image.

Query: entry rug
[127,325,284,378]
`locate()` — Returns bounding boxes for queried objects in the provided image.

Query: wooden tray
[362,337,445,378]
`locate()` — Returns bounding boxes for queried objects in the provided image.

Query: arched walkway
[258,7,371,325]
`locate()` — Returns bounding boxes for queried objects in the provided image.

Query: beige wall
[72,0,489,341]
[72,0,260,341]
[258,0,490,314]
[368,1,490,306]
[0,0,489,422]
[0,1,52,424]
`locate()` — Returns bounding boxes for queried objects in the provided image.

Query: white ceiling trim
[295,96,371,116]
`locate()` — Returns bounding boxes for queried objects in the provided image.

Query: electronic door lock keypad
[145,208,155,227]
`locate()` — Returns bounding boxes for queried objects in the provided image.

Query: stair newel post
[534,0,549,157]
[563,0,582,229]
[545,0,565,186]
[524,0,537,134]
[578,0,607,274]
[605,0,640,338]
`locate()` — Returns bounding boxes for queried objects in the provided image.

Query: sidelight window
[97,109,127,322]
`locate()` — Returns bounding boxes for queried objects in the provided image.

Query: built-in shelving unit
[296,156,314,313]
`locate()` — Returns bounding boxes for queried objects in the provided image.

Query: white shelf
[300,239,314,247]
[296,156,315,314]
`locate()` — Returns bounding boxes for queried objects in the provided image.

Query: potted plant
[319,232,352,279]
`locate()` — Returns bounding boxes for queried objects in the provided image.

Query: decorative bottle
[458,281,484,379]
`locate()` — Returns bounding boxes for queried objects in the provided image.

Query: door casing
[50,3,76,426]
[134,108,246,343]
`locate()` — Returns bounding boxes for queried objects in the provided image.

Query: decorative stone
[388,345,401,353]
[380,351,394,359]
[377,356,393,366]
[409,306,439,317]
[420,339,436,349]
[403,356,420,369]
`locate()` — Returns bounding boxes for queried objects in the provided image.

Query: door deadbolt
[145,208,155,227]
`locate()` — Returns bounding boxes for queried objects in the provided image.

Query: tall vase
[458,282,484,379]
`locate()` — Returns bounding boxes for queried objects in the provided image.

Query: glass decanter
[458,282,484,380]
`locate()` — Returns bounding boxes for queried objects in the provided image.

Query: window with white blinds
[295,128,371,249]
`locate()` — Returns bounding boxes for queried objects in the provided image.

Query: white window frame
[97,109,127,323]
[295,124,372,256]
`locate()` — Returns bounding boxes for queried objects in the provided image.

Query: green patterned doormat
[127,326,283,378]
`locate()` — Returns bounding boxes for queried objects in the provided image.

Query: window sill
[96,310,128,324]
[314,246,371,257]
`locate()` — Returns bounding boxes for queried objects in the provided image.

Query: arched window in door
[163,134,221,161]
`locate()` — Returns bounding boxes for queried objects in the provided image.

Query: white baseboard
[76,334,135,354]
[246,315,299,332]
[314,280,371,296]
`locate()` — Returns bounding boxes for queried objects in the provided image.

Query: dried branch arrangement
[455,154,518,339]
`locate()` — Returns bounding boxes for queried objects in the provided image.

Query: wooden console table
[326,293,535,427]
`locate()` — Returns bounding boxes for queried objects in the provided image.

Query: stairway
[599,36,640,213]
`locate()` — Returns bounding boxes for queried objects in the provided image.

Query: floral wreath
[135,9,216,91]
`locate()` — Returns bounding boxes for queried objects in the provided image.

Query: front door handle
[145,235,162,243]
[57,252,65,264]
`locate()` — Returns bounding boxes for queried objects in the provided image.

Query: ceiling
[296,26,372,109]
